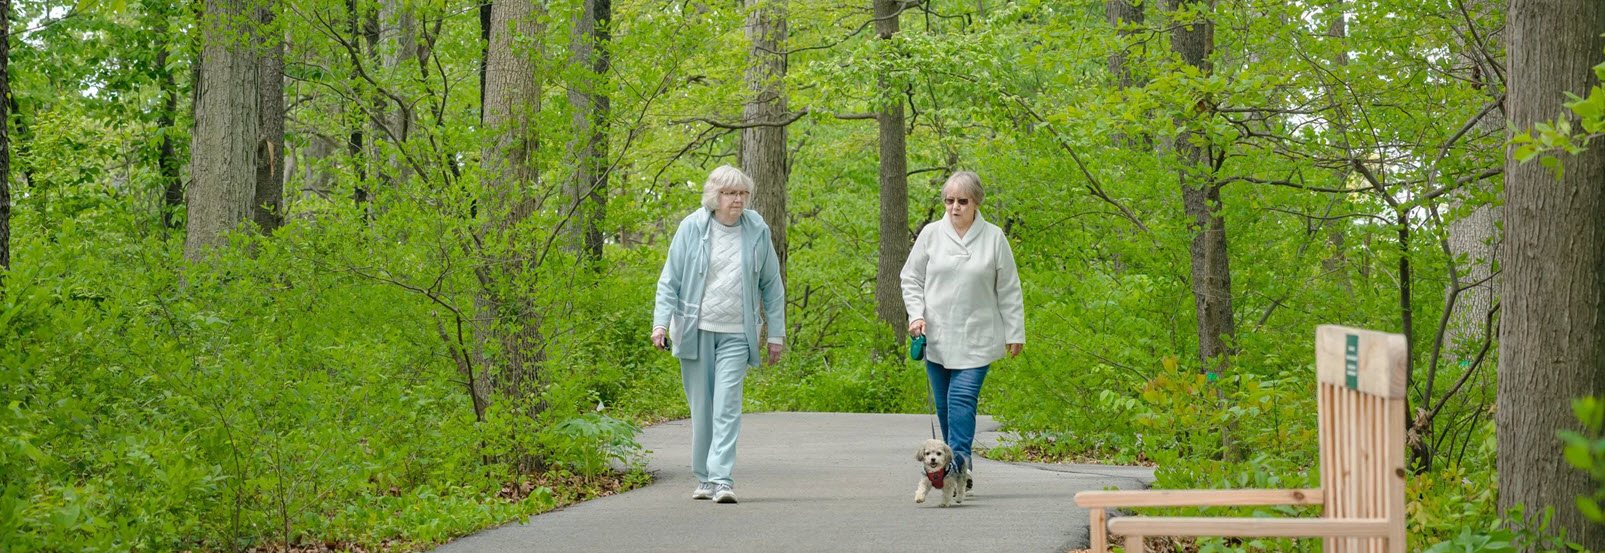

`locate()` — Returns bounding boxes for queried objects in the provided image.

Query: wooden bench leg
[1125,535,1142,553]
[1090,508,1107,553]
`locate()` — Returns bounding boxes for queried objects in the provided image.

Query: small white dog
[914,438,967,507]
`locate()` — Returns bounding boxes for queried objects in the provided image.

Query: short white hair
[702,165,754,211]
[942,171,985,205]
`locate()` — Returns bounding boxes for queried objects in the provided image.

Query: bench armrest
[1075,488,1324,508]
[1108,516,1386,537]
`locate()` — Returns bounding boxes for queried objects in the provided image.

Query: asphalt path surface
[431,412,1154,553]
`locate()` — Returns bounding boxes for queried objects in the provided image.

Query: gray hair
[701,165,755,211]
[942,171,985,205]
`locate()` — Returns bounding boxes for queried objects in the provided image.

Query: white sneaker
[691,482,716,500]
[712,483,737,504]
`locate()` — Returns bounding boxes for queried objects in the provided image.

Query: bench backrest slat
[1315,325,1407,553]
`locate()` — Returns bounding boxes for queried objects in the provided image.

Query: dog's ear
[915,446,926,461]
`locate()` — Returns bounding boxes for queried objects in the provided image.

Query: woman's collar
[943,208,982,230]
[942,211,987,244]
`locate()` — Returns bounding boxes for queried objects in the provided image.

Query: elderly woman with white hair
[651,165,786,504]
[901,171,1025,484]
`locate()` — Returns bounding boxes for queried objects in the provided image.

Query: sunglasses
[942,197,972,206]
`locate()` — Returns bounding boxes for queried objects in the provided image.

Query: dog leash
[919,361,939,441]
[911,333,941,440]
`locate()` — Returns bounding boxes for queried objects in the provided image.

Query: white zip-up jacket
[653,208,786,366]
[900,211,1025,369]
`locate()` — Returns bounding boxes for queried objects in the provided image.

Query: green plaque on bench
[1345,333,1359,390]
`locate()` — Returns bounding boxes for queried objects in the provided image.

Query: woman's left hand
[1006,343,1023,359]
[766,342,786,365]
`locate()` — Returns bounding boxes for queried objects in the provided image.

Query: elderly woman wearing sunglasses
[899,171,1025,483]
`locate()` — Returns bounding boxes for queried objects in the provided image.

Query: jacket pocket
[671,300,700,347]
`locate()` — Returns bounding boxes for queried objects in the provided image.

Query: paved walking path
[431,412,1153,553]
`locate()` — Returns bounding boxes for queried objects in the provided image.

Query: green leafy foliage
[0,0,1583,550]
[1510,51,1605,177]
[1563,397,1605,524]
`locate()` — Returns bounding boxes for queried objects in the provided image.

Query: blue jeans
[925,360,990,468]
[681,331,750,486]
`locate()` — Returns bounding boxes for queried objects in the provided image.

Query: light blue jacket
[653,208,786,366]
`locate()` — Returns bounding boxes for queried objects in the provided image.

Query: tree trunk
[1107,0,1146,154]
[1446,0,1502,349]
[874,0,909,344]
[298,135,338,200]
[1106,0,1142,90]
[0,0,9,276]
[565,0,609,262]
[476,0,546,430]
[254,0,284,234]
[153,6,185,231]
[1446,204,1498,349]
[741,0,788,280]
[344,0,373,207]
[1321,4,1354,299]
[1425,13,1504,466]
[1498,1,1605,547]
[185,0,260,261]
[1394,209,1415,450]
[1169,0,1238,460]
[379,0,416,182]
[479,0,491,122]
[357,0,391,190]
[1102,0,1145,272]
[1437,0,1503,472]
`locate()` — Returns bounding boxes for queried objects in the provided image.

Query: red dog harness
[924,467,947,490]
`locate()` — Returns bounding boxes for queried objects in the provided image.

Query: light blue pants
[681,331,750,486]
[925,360,991,469]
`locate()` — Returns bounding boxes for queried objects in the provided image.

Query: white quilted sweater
[698,220,745,333]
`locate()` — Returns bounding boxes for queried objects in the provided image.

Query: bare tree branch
[672,108,811,129]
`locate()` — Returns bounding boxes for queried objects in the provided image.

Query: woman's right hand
[651,327,669,350]
[908,319,925,338]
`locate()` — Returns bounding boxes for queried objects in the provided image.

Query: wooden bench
[1074,325,1407,552]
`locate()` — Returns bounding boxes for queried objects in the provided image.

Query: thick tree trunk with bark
[475,0,546,431]
[741,0,788,280]
[1498,1,1605,547]
[1168,0,1233,372]
[254,0,284,234]
[1169,0,1238,460]
[565,0,610,261]
[874,0,909,343]
[185,0,260,261]
[1446,204,1498,346]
